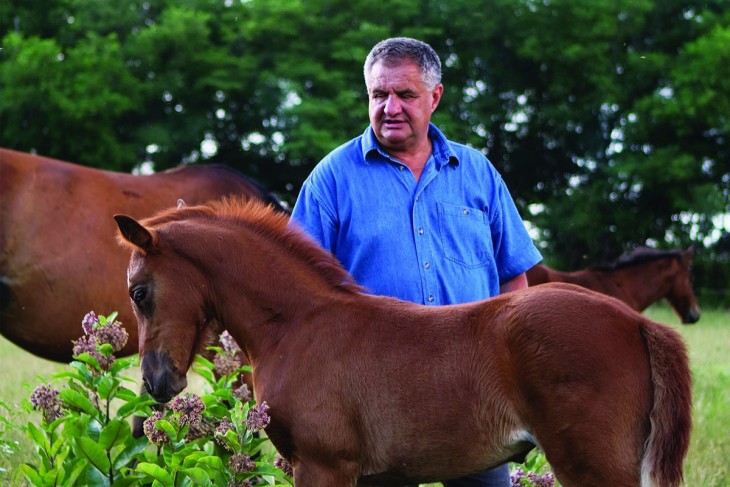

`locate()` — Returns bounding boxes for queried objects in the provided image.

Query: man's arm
[499,272,528,294]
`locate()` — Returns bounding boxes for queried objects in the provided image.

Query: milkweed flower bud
[213,331,242,376]
[274,456,294,477]
[169,393,205,429]
[143,411,169,445]
[246,401,270,431]
[233,384,252,402]
[30,384,63,422]
[228,453,256,473]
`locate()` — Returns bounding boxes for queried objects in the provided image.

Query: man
[291,37,541,487]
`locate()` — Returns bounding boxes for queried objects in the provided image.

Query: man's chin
[376,132,410,151]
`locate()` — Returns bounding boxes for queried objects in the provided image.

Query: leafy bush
[21,311,293,487]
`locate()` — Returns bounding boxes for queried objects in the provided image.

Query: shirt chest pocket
[438,202,493,268]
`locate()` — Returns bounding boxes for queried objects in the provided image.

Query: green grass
[0,303,728,486]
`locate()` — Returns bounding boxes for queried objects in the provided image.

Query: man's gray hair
[364,37,442,90]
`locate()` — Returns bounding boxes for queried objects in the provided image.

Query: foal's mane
[141,197,363,294]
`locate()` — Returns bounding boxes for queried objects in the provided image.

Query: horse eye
[131,287,147,305]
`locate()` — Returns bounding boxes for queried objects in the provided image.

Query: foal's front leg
[294,458,359,487]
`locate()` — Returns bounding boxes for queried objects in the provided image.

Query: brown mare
[526,247,700,324]
[115,198,692,487]
[0,147,288,362]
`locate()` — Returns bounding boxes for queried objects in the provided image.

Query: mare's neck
[612,261,671,311]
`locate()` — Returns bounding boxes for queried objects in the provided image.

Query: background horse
[0,147,288,362]
[526,247,700,324]
[115,198,692,487]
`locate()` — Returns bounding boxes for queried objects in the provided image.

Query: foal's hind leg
[530,382,651,486]
[539,432,643,486]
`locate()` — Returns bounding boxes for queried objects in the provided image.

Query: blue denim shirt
[291,123,542,305]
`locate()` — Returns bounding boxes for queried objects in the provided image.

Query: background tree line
[1,0,729,303]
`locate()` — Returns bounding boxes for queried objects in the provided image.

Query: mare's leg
[294,459,358,487]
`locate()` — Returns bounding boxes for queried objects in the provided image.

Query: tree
[1,0,728,297]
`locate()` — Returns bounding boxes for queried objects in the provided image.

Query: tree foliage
[1,0,728,296]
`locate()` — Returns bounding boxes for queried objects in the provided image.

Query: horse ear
[114,214,156,252]
[177,199,186,209]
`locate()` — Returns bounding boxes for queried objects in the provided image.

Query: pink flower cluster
[72,311,129,371]
[510,467,555,487]
[29,384,63,423]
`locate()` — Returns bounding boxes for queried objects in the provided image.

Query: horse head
[668,246,701,324]
[114,213,219,403]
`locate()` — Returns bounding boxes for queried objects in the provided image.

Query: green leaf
[73,353,103,372]
[60,389,98,416]
[42,469,61,486]
[221,429,240,451]
[180,467,211,485]
[25,422,50,452]
[98,419,130,449]
[52,370,88,382]
[192,455,226,472]
[136,462,174,487]
[155,419,178,440]
[76,436,111,474]
[115,387,140,402]
[112,435,148,470]
[96,375,116,400]
[116,395,156,418]
[85,464,111,487]
[19,464,43,486]
[180,451,208,468]
[60,458,89,487]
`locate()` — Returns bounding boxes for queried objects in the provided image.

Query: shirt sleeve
[490,174,543,284]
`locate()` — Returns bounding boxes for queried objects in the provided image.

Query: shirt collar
[362,123,460,168]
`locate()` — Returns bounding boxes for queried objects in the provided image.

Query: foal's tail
[639,321,692,487]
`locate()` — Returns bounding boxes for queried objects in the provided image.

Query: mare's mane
[590,247,686,271]
[139,197,363,294]
[164,164,289,212]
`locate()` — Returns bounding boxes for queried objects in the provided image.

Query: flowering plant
[21,312,293,486]
[510,449,556,486]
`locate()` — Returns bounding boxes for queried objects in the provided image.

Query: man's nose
[384,94,401,115]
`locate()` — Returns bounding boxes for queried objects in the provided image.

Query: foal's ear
[114,214,156,252]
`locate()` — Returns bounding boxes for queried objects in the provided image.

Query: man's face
[367,60,442,155]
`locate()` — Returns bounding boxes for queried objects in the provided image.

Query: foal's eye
[131,286,147,305]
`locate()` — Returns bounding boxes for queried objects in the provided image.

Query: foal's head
[114,203,226,402]
[115,198,361,403]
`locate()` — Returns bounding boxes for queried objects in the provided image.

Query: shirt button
[424,262,430,269]
[463,209,469,215]
[399,166,405,171]
[428,295,434,302]
[418,228,424,235]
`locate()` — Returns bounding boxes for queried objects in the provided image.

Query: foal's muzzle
[141,350,188,403]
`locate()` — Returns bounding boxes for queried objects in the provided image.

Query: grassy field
[0,303,728,486]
